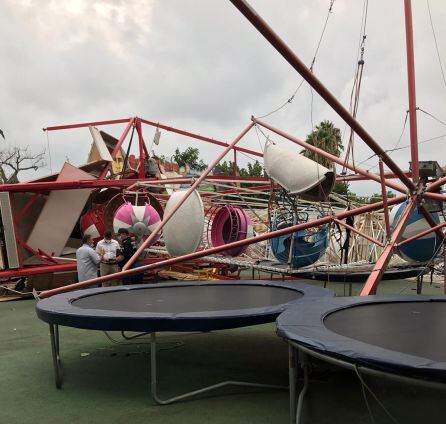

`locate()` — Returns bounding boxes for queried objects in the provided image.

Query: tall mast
[404,0,419,183]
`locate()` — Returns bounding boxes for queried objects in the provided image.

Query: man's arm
[89,248,102,265]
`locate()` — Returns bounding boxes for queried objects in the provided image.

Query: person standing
[96,230,123,287]
[76,234,103,285]
[117,228,136,285]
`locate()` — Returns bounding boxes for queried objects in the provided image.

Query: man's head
[104,230,113,241]
[82,234,93,246]
[118,228,129,240]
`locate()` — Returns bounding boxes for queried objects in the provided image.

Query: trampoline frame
[277,295,446,423]
[39,280,333,404]
[287,342,446,424]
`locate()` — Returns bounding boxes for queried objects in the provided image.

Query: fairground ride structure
[1,0,445,298]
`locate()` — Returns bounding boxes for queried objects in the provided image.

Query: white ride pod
[163,189,204,257]
[264,140,335,201]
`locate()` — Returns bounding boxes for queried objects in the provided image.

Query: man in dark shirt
[117,228,136,285]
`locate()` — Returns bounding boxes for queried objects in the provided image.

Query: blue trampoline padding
[277,296,446,381]
[36,280,334,333]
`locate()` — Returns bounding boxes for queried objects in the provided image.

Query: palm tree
[301,120,343,170]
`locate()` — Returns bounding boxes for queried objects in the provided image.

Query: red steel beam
[140,117,263,158]
[379,159,392,239]
[397,220,446,247]
[0,262,77,279]
[360,199,416,295]
[39,194,406,298]
[423,191,446,202]
[404,0,420,182]
[426,177,446,193]
[0,176,270,193]
[43,118,131,132]
[123,122,256,270]
[337,171,412,182]
[418,204,445,240]
[230,0,416,192]
[255,119,408,194]
[0,177,193,193]
[332,217,384,247]
[135,118,146,179]
[15,193,41,221]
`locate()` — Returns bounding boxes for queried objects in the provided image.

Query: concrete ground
[0,278,445,424]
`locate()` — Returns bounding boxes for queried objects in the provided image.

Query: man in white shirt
[96,230,123,287]
[76,234,103,284]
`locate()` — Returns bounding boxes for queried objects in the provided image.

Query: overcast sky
[2,0,446,194]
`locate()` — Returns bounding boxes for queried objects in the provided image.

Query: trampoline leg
[149,332,287,405]
[49,324,62,389]
[295,351,309,424]
[289,344,297,424]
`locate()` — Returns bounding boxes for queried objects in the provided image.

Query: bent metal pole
[122,122,255,271]
[229,0,415,192]
[39,194,406,299]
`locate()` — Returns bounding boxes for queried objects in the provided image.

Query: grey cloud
[1,0,446,194]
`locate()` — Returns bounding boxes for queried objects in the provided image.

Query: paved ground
[0,278,445,424]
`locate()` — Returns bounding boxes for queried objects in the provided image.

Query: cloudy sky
[2,0,446,194]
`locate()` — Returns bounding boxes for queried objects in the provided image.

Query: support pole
[49,324,62,389]
[136,118,146,179]
[122,122,255,270]
[289,344,297,424]
[378,159,392,239]
[360,199,416,295]
[444,242,446,295]
[233,149,237,176]
[404,0,419,182]
[230,0,415,192]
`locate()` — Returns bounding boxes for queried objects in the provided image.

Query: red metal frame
[360,200,416,295]
[404,0,420,183]
[378,159,392,239]
[123,122,255,270]
[4,0,446,299]
[39,194,406,298]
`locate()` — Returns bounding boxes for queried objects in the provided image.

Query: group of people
[76,229,144,287]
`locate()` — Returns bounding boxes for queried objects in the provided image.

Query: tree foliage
[172,147,207,171]
[302,120,343,169]
[0,146,45,184]
[214,159,264,177]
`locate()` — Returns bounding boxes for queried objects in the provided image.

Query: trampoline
[36,280,333,404]
[276,295,446,423]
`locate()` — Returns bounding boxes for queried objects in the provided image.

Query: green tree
[172,147,207,171]
[214,159,264,177]
[247,160,264,177]
[302,120,343,170]
[367,191,396,204]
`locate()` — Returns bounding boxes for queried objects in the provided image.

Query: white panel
[0,192,19,269]
[163,190,204,257]
[264,140,334,200]
[88,126,113,163]
[25,163,95,261]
